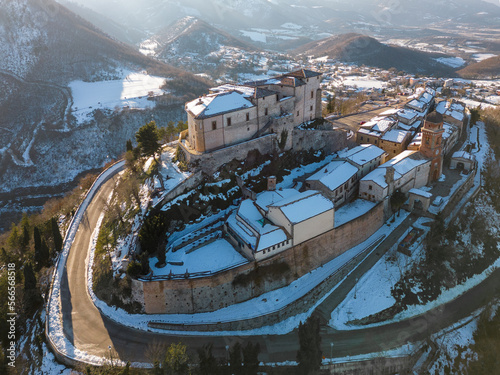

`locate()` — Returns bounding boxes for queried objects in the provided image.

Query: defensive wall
[131,201,386,314]
[178,124,348,175]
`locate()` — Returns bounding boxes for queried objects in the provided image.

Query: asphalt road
[59,174,500,364]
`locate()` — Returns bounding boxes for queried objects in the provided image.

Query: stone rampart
[132,201,385,314]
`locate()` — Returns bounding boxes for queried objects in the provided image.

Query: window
[311,91,314,99]
[246,113,250,121]
[360,136,364,141]
[297,110,300,117]
[212,121,216,130]
[369,185,373,190]
[227,117,232,126]
[393,150,396,154]
[367,138,370,142]
[310,105,313,111]
[265,108,268,116]
[276,94,279,102]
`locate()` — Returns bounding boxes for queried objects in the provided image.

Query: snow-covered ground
[434,57,466,68]
[69,71,168,123]
[427,315,478,374]
[330,216,426,329]
[472,53,497,62]
[333,76,387,90]
[460,98,496,109]
[240,30,267,43]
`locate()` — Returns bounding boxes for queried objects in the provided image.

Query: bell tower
[420,111,444,182]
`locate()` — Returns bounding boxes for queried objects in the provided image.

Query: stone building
[184,69,322,153]
[305,145,388,206]
[359,150,431,202]
[225,189,335,261]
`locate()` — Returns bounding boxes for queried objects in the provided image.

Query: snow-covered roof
[407,99,426,110]
[255,189,299,213]
[435,101,448,114]
[452,151,475,161]
[257,228,288,251]
[361,151,429,189]
[360,118,395,134]
[186,91,254,118]
[381,129,410,144]
[409,132,422,147]
[270,191,334,224]
[409,188,432,198]
[228,200,289,251]
[307,161,358,191]
[396,108,419,121]
[338,144,386,167]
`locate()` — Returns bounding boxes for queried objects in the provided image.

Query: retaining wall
[133,201,385,314]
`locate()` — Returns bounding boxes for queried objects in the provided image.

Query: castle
[184,69,323,153]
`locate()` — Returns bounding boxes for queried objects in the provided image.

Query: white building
[226,189,335,261]
[359,150,431,202]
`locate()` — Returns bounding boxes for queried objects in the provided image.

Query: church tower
[419,111,444,182]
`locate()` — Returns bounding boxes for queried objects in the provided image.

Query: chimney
[267,176,277,191]
[385,167,395,185]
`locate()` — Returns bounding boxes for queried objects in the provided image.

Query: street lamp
[225,345,229,367]
[108,345,113,367]
[330,342,334,362]
[354,277,359,299]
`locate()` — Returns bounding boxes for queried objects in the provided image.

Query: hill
[293,33,458,76]
[0,0,210,228]
[458,55,500,78]
[58,0,147,46]
[145,16,259,60]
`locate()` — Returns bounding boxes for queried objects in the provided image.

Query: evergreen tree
[7,224,20,252]
[34,227,42,266]
[242,342,260,375]
[126,139,133,152]
[166,121,176,141]
[197,343,219,375]
[165,342,189,375]
[40,239,50,267]
[297,316,322,374]
[20,213,30,250]
[23,263,37,290]
[229,342,243,375]
[51,217,63,253]
[136,121,161,161]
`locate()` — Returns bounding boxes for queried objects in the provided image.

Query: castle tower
[420,111,444,182]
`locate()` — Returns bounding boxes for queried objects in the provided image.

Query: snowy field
[240,30,267,43]
[472,53,497,62]
[460,98,496,109]
[333,76,387,90]
[69,71,167,123]
[149,239,248,276]
[434,57,466,68]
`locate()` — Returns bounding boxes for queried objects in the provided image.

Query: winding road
[50,169,500,365]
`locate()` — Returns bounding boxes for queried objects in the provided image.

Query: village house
[435,100,467,135]
[184,69,322,153]
[359,150,431,202]
[305,145,388,206]
[225,189,335,261]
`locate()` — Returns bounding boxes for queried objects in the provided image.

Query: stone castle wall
[292,128,348,155]
[132,201,385,314]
